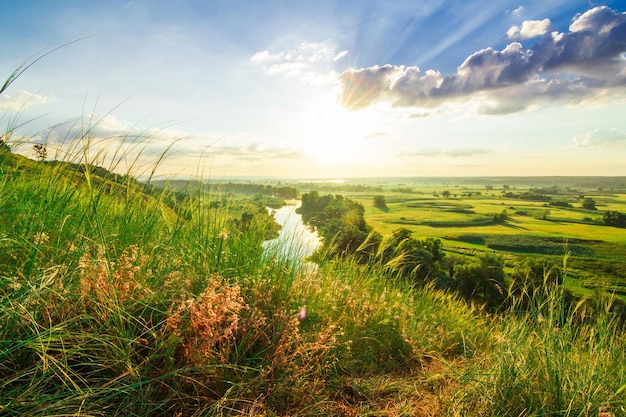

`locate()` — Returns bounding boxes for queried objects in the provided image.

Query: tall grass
[450,267,626,416]
[3,135,624,415]
[2,66,624,415]
[0,124,491,415]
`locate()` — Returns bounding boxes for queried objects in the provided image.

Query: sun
[300,104,378,166]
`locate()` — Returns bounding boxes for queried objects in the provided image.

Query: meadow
[299,179,626,301]
[1,138,624,416]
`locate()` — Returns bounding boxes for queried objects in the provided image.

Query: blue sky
[1,0,625,178]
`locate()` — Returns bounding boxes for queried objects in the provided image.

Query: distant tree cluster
[298,191,378,260]
[391,186,414,193]
[373,194,387,208]
[582,198,597,210]
[603,210,626,228]
[529,186,559,195]
[218,183,297,199]
[503,191,552,202]
[302,183,383,192]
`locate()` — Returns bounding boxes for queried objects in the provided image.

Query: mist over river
[262,201,321,262]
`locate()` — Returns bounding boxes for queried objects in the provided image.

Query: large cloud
[339,6,626,113]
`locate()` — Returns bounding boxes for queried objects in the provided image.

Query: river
[262,201,321,262]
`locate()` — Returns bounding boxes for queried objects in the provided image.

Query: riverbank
[263,200,321,262]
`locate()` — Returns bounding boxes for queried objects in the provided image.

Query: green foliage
[503,191,553,201]
[2,145,625,416]
[373,194,387,208]
[380,228,439,282]
[493,209,508,224]
[0,137,9,152]
[298,191,373,259]
[453,253,507,311]
[32,143,47,161]
[582,197,597,210]
[454,279,626,417]
[550,200,572,208]
[603,210,626,228]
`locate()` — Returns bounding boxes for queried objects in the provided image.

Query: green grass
[2,145,624,415]
[451,278,626,417]
[2,64,626,417]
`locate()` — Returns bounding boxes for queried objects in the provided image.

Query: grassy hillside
[1,147,625,416]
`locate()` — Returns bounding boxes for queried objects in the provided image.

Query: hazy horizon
[1,1,626,178]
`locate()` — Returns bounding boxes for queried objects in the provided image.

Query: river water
[262,201,321,262]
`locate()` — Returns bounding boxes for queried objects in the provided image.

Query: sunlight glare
[301,104,377,166]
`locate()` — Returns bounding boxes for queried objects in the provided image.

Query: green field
[298,179,626,300]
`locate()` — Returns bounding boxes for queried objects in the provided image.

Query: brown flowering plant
[164,275,245,368]
[78,245,148,313]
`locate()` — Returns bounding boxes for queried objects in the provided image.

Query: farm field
[300,178,626,300]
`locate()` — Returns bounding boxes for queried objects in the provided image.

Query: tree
[582,197,597,210]
[381,228,444,283]
[442,190,451,199]
[33,143,47,161]
[510,258,563,290]
[0,135,10,152]
[603,210,626,228]
[454,254,506,311]
[298,191,372,261]
[493,209,508,224]
[373,194,387,208]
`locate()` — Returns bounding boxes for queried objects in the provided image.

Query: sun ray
[299,103,379,166]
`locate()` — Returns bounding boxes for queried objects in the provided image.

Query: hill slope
[0,151,624,416]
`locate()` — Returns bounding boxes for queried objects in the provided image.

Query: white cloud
[569,6,623,33]
[268,62,306,75]
[333,50,349,61]
[507,19,551,39]
[506,6,524,17]
[250,50,282,63]
[364,131,390,139]
[0,90,54,111]
[251,40,341,84]
[402,147,496,157]
[213,143,303,161]
[299,71,337,85]
[573,128,626,147]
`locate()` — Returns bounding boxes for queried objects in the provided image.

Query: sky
[1,0,626,179]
